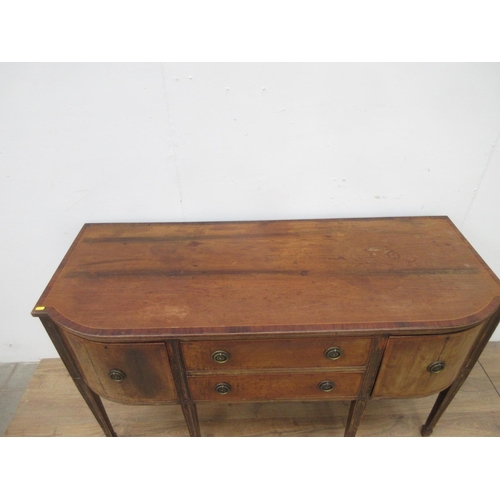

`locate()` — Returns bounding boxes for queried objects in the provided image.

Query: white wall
[1,62,499,362]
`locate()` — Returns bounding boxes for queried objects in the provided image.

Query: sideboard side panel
[372,325,483,398]
[62,329,178,404]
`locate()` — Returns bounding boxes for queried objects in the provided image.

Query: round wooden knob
[108,369,126,382]
[318,380,335,392]
[214,382,231,394]
[428,361,445,374]
[324,347,344,360]
[212,350,230,363]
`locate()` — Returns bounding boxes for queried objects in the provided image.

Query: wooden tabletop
[33,217,500,337]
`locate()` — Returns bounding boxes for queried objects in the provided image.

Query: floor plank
[4,343,500,437]
[0,362,38,437]
[479,341,500,395]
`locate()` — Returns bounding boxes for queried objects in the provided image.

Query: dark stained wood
[31,217,500,437]
[181,337,372,371]
[32,217,500,336]
[372,324,482,397]
[165,340,201,436]
[345,335,387,436]
[345,400,367,437]
[8,354,500,437]
[62,329,177,404]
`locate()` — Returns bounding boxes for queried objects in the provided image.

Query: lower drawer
[188,372,363,401]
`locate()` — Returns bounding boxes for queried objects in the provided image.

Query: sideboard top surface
[33,217,500,336]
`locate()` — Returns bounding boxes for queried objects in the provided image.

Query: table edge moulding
[31,216,500,437]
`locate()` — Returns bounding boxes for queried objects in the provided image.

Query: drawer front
[182,337,372,371]
[62,329,178,404]
[372,324,482,398]
[188,372,363,401]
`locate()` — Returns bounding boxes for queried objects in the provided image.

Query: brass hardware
[324,347,344,360]
[214,382,231,394]
[428,361,445,374]
[109,369,126,382]
[212,350,230,363]
[318,380,335,392]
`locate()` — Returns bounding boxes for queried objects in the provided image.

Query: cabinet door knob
[212,350,230,363]
[428,361,445,373]
[318,380,335,392]
[324,347,344,360]
[109,369,126,382]
[214,382,231,394]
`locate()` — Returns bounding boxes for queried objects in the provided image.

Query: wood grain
[372,324,482,397]
[5,348,500,437]
[187,371,364,401]
[32,217,500,336]
[28,217,500,437]
[181,337,372,371]
[63,329,177,403]
[478,341,500,393]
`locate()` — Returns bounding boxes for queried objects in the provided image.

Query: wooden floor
[4,342,500,437]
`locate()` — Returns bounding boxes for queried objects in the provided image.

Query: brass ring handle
[324,347,344,360]
[212,350,230,363]
[109,369,126,382]
[214,382,231,395]
[428,361,445,374]
[318,380,335,392]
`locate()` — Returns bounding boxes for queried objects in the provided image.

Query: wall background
[1,62,499,362]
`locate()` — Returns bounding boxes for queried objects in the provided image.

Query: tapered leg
[344,335,387,437]
[166,340,201,436]
[39,316,117,437]
[421,387,451,437]
[345,399,367,437]
[73,377,117,437]
[181,402,201,437]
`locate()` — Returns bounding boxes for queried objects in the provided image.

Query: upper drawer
[181,337,372,371]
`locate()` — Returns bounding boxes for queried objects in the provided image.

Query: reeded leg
[345,399,367,437]
[39,316,117,437]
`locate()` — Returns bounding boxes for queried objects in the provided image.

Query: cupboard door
[63,330,177,404]
[372,325,482,398]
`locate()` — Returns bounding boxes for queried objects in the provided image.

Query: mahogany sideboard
[32,217,500,436]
